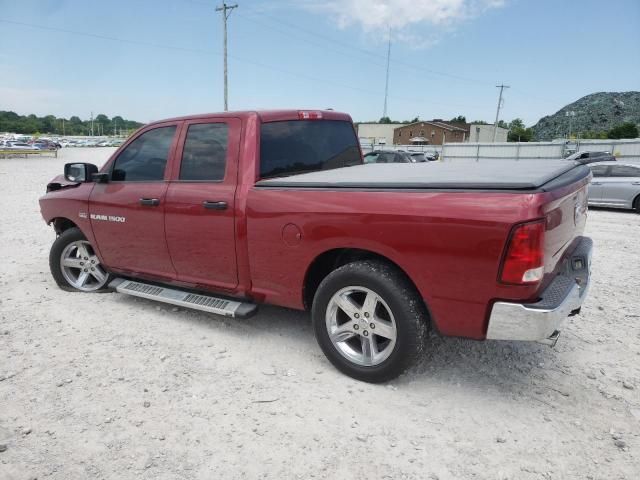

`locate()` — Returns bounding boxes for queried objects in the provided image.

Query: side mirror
[64,163,99,183]
[92,172,110,183]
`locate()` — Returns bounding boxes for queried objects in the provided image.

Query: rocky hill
[532,91,640,140]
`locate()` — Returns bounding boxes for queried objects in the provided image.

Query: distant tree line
[579,122,639,140]
[0,111,144,136]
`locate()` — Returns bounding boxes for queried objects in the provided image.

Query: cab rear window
[260,120,361,179]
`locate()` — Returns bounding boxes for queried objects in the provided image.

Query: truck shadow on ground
[115,295,562,392]
[187,299,557,390]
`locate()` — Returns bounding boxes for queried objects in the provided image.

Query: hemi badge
[79,212,88,219]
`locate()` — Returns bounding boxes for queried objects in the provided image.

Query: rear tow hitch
[537,330,561,347]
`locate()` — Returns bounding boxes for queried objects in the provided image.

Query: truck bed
[256,160,589,191]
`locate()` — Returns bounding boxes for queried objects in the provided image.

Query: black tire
[49,227,112,292]
[312,260,429,383]
[634,195,640,214]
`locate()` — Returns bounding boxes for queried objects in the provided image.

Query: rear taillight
[298,111,323,120]
[499,220,545,285]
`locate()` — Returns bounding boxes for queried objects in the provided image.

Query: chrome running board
[109,278,257,318]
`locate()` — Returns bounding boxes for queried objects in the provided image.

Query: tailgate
[542,177,590,277]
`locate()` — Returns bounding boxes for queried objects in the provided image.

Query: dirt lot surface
[1,148,639,479]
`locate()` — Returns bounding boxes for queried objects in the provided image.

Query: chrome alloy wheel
[325,286,398,367]
[60,240,108,292]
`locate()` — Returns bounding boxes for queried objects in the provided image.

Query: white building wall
[468,124,509,143]
[357,123,407,145]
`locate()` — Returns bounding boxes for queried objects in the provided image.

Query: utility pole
[216,2,238,111]
[493,84,510,142]
[90,112,94,137]
[565,110,576,138]
[382,29,391,119]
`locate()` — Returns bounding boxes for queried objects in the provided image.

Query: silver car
[588,161,640,213]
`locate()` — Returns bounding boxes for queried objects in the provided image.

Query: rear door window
[180,123,228,181]
[260,120,361,179]
[363,152,379,164]
[610,165,640,177]
[590,165,610,177]
[376,152,395,163]
[112,126,176,181]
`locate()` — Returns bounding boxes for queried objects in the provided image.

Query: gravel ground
[1,148,639,479]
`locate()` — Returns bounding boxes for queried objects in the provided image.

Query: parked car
[3,141,39,150]
[408,152,427,162]
[588,161,640,212]
[566,151,615,164]
[39,109,593,383]
[406,152,439,162]
[425,150,439,161]
[363,150,413,163]
[33,139,60,150]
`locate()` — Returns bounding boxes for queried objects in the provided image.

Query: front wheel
[312,260,429,383]
[49,227,111,292]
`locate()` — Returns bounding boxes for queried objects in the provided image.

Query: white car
[2,141,39,151]
[588,161,640,213]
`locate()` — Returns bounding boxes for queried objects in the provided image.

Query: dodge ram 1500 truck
[40,110,593,382]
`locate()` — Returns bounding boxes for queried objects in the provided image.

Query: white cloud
[305,0,505,40]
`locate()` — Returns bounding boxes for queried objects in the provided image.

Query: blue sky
[0,0,638,125]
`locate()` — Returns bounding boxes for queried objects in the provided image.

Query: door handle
[140,198,160,206]
[202,200,228,210]
[632,182,640,185]
[591,182,602,186]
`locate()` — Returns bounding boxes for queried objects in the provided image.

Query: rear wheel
[49,228,111,292]
[312,260,429,383]
[634,194,640,214]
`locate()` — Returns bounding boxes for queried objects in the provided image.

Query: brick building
[393,121,468,145]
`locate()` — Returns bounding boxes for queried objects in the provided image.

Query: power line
[0,18,216,55]
[242,10,494,86]
[233,10,569,109]
[215,3,238,111]
[0,18,489,110]
[234,12,388,70]
[164,1,568,109]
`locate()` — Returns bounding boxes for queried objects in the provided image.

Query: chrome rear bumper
[486,237,592,344]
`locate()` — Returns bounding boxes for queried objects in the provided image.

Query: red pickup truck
[40,110,593,382]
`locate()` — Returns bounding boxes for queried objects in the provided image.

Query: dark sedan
[363,150,414,164]
[566,151,616,165]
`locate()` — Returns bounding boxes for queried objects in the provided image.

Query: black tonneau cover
[256,160,589,192]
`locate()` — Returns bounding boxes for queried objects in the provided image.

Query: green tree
[379,116,392,124]
[42,115,57,133]
[607,122,639,139]
[0,110,143,135]
[450,115,466,124]
[506,118,533,142]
